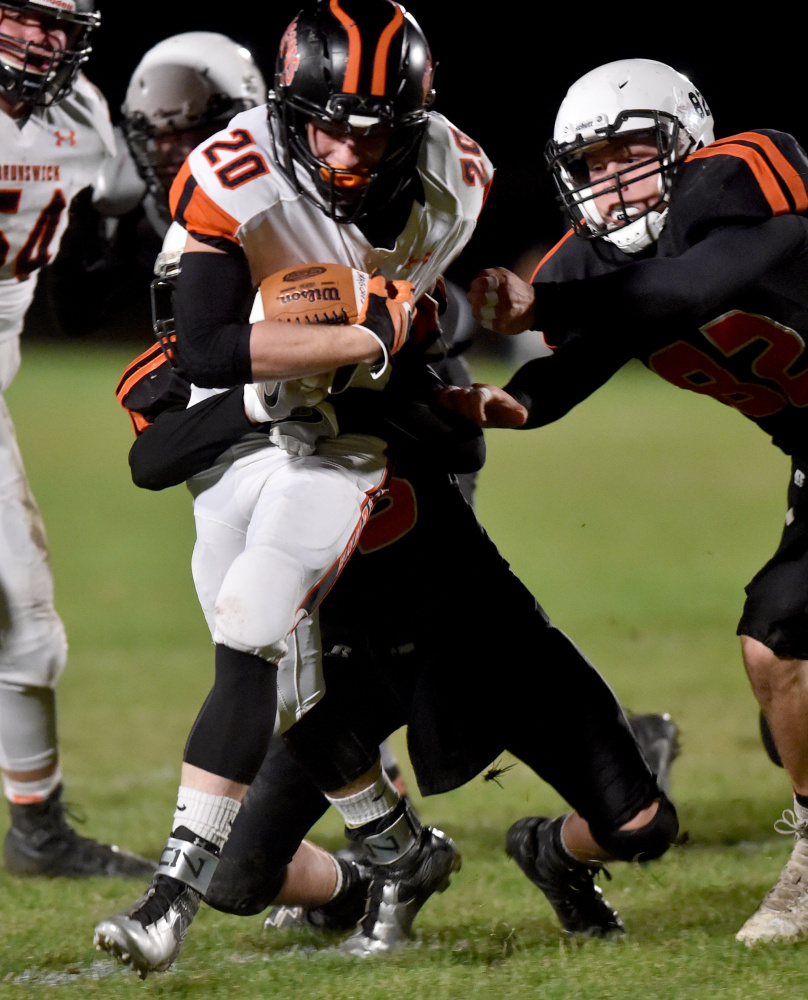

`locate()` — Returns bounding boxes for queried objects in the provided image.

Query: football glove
[268,402,339,458]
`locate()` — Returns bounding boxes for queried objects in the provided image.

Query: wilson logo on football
[283,266,327,281]
[278,287,341,305]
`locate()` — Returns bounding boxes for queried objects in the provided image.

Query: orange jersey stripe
[530,227,576,281]
[115,343,163,398]
[688,134,808,215]
[168,159,193,222]
[372,4,404,95]
[116,350,169,404]
[177,180,241,245]
[714,132,808,212]
[331,0,362,93]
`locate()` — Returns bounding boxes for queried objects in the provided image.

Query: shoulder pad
[672,130,808,238]
[418,113,494,221]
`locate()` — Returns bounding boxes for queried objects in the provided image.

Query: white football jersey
[171,108,493,300]
[0,73,115,346]
[171,108,492,406]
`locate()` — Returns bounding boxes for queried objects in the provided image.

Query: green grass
[1,340,806,998]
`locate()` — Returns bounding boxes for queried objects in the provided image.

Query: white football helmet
[121,31,267,226]
[546,58,715,253]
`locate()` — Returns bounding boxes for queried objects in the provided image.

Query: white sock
[794,798,808,824]
[4,768,62,805]
[327,853,344,901]
[173,786,241,850]
[325,772,400,829]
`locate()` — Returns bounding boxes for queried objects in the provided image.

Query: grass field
[1,340,806,998]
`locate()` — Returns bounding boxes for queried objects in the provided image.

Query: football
[259,262,370,325]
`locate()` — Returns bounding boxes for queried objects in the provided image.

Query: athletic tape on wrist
[355,325,390,379]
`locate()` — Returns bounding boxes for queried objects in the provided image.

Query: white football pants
[0,337,66,774]
[190,432,389,676]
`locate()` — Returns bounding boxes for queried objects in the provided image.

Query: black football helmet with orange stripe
[546,58,714,254]
[0,0,98,108]
[269,0,435,223]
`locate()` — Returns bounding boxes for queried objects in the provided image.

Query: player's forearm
[129,388,254,490]
[534,215,808,338]
[503,336,627,428]
[248,319,382,381]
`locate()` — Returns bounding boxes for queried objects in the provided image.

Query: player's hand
[435,383,529,428]
[356,275,415,359]
[467,267,536,335]
[268,401,339,457]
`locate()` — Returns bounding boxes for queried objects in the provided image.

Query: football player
[442,57,808,947]
[0,0,156,878]
[112,316,681,945]
[122,19,416,906]
[43,30,269,338]
[94,13,678,977]
[93,0,485,975]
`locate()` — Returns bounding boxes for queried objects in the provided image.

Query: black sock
[172,825,220,856]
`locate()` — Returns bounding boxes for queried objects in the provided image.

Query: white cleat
[737,810,808,946]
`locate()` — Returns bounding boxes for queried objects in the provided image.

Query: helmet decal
[37,1,79,11]
[369,3,404,96]
[278,17,300,89]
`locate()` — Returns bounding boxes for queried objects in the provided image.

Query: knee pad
[213,549,306,661]
[205,853,286,916]
[0,608,67,689]
[184,645,277,784]
[591,791,679,863]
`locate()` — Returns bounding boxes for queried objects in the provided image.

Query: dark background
[22,1,791,358]
[82,6,805,288]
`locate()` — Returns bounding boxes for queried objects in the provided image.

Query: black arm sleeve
[508,215,808,429]
[534,215,808,341]
[503,331,630,429]
[129,388,259,490]
[173,250,254,388]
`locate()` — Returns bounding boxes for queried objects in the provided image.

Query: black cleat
[4,785,156,878]
[628,713,681,794]
[506,816,624,937]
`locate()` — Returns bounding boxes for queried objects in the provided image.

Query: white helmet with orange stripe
[545,58,715,253]
[269,0,435,224]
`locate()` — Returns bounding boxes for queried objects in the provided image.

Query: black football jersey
[504,130,808,457]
